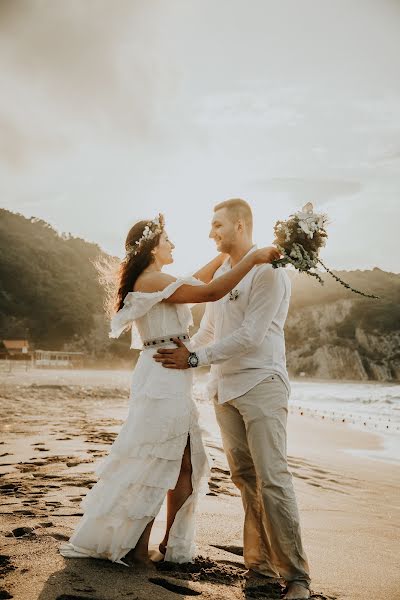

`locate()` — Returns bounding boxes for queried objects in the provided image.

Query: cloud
[0,1,181,141]
[374,148,400,167]
[250,178,362,206]
[0,113,70,169]
[196,91,302,128]
[1,0,399,274]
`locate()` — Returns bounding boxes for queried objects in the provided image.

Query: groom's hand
[153,338,190,369]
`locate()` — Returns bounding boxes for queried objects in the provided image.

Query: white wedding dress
[60,276,210,564]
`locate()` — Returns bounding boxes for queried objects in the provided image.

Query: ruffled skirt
[60,351,210,564]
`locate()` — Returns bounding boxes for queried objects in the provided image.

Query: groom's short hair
[214,198,253,231]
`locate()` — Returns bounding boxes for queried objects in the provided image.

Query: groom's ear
[236,219,244,232]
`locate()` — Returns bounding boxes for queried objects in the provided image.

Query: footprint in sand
[289,456,356,495]
[52,512,83,517]
[51,533,70,541]
[217,559,245,569]
[63,478,96,488]
[66,459,93,468]
[15,465,37,473]
[56,594,101,600]
[210,544,243,557]
[13,509,37,516]
[7,527,36,539]
[157,555,245,585]
[149,577,201,596]
[0,484,19,493]
[0,555,16,576]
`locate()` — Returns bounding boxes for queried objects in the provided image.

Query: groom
[153,199,311,599]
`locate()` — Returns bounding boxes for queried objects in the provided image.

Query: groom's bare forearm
[192,254,226,284]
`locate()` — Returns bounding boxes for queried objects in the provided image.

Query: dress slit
[163,432,199,563]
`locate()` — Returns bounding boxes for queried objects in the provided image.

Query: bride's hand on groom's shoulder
[252,246,281,265]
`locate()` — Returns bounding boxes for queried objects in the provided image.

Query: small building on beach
[34,350,84,368]
[1,339,30,356]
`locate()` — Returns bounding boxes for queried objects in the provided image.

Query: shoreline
[288,403,400,464]
[2,362,399,386]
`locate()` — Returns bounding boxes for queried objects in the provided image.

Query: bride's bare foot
[149,548,165,563]
[124,549,155,570]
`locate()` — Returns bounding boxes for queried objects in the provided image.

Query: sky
[1,0,400,274]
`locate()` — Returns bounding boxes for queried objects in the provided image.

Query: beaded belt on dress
[142,332,190,348]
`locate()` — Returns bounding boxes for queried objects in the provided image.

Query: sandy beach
[1,368,399,600]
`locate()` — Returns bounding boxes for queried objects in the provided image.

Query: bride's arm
[192,254,228,284]
[134,246,281,304]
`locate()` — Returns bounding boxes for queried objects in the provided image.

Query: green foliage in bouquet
[272,203,380,299]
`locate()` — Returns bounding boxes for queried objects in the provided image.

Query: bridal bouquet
[272,203,379,299]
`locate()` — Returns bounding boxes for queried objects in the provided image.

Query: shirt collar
[222,244,258,270]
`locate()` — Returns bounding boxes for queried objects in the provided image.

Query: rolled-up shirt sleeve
[190,301,215,353]
[196,266,285,366]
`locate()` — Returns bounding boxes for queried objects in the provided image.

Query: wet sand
[0,368,399,600]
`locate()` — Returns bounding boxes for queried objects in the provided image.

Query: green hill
[0,209,123,357]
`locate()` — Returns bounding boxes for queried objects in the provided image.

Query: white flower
[298,220,312,236]
[294,204,326,239]
[302,202,314,214]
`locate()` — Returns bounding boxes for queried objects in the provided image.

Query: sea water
[194,374,400,463]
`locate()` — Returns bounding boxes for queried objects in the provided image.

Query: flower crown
[126,213,165,258]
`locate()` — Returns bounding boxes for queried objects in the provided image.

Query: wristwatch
[187,352,199,368]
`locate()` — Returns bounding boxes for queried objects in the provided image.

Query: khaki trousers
[214,375,311,587]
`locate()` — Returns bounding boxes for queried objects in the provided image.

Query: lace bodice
[109,276,202,349]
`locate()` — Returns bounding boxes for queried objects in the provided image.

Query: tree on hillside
[0,209,109,349]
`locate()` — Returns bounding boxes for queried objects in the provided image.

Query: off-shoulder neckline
[125,275,201,300]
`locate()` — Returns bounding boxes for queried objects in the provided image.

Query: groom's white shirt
[190,245,291,404]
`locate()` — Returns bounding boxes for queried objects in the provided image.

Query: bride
[60,213,280,567]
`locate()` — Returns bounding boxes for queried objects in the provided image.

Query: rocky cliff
[191,268,400,382]
[285,300,400,381]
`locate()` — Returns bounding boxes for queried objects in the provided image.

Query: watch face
[189,354,198,367]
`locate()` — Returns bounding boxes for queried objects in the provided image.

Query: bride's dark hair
[94,218,163,318]
[115,220,163,312]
